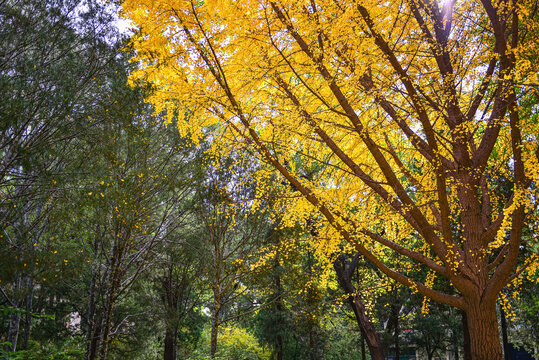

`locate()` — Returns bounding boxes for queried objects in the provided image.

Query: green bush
[0,337,83,360]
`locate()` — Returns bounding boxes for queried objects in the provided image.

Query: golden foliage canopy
[121,2,538,356]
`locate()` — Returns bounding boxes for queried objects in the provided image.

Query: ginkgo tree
[121,0,539,359]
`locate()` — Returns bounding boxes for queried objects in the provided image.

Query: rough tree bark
[464,299,501,360]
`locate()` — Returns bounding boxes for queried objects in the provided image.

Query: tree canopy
[122,0,539,358]
[1,0,538,359]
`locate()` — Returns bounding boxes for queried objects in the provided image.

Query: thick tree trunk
[465,299,502,360]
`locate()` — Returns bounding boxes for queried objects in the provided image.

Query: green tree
[193,152,272,358]
[0,0,119,352]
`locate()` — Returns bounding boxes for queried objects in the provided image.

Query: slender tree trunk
[88,323,101,360]
[162,267,179,360]
[5,311,21,351]
[392,301,400,360]
[86,230,101,360]
[210,294,220,358]
[464,299,502,360]
[21,280,33,350]
[99,237,125,360]
[275,326,283,360]
[5,273,22,352]
[86,269,97,360]
[453,329,460,360]
[275,257,284,360]
[99,277,123,360]
[461,310,471,360]
[21,313,31,350]
[333,256,385,360]
[309,330,316,360]
[98,279,117,360]
[499,302,510,360]
[361,333,366,360]
[348,294,385,360]
[163,326,178,360]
